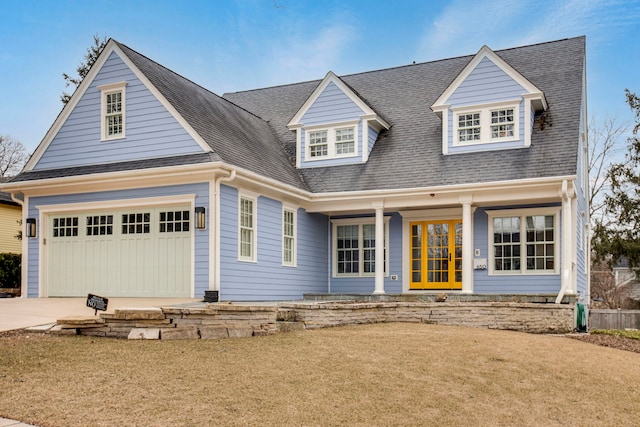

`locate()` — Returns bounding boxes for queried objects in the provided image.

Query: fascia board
[431,45,546,110]
[287,71,383,128]
[24,40,120,171]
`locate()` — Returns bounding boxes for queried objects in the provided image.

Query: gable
[29,47,208,172]
[301,81,365,125]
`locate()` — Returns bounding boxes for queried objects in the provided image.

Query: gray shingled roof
[10,37,584,194]
[114,42,309,191]
[224,37,585,193]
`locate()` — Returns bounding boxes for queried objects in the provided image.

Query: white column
[461,198,474,294]
[562,189,575,295]
[373,203,385,294]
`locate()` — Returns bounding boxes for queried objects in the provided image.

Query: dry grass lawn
[1,323,639,426]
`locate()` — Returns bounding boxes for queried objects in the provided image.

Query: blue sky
[1,0,639,152]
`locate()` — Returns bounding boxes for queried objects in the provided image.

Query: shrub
[0,253,21,288]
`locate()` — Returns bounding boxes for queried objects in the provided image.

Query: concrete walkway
[0,297,200,332]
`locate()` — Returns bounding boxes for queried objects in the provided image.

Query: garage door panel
[48,206,192,297]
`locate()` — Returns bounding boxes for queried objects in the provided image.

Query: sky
[1,0,639,153]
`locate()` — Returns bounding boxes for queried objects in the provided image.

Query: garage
[46,206,192,297]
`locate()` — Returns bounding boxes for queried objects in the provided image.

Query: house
[0,180,22,254]
[0,36,589,306]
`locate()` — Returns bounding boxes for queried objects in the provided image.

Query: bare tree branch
[0,135,28,177]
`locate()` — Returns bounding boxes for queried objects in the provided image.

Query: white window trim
[304,121,359,162]
[98,82,128,141]
[487,207,560,276]
[282,204,297,267]
[331,217,390,278]
[452,100,520,146]
[238,193,258,263]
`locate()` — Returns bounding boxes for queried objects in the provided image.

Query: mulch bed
[567,333,640,353]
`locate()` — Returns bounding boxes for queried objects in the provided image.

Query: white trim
[238,191,258,262]
[282,203,297,267]
[36,194,196,214]
[24,40,212,171]
[99,82,128,141]
[431,45,547,109]
[486,206,561,276]
[304,122,359,162]
[452,101,520,146]
[331,217,390,278]
[287,71,389,131]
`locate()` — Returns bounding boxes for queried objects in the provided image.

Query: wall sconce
[26,218,37,238]
[195,207,206,230]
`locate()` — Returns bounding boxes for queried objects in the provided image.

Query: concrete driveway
[0,297,200,332]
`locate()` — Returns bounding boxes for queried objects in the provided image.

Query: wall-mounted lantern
[26,218,37,238]
[195,207,206,230]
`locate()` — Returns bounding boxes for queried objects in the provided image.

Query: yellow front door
[410,220,462,290]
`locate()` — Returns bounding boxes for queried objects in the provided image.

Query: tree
[593,90,640,268]
[61,34,108,105]
[0,135,28,177]
[588,116,628,226]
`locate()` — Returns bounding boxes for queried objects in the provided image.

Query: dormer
[288,72,389,168]
[431,46,547,155]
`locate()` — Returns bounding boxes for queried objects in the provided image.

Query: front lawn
[1,323,639,426]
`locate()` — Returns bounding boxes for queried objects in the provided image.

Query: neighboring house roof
[8,37,585,195]
[0,178,19,206]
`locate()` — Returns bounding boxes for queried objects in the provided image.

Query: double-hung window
[453,101,519,145]
[239,195,257,262]
[305,123,358,161]
[98,82,127,141]
[333,219,388,277]
[488,207,559,275]
[282,207,296,267]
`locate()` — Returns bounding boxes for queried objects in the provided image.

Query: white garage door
[47,206,192,297]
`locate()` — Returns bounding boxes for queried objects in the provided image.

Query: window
[458,112,481,142]
[282,207,296,266]
[309,130,328,158]
[335,127,355,155]
[491,109,515,139]
[453,102,519,145]
[53,217,79,238]
[98,82,127,140]
[305,123,358,161]
[239,195,256,261]
[333,219,388,277]
[122,213,150,234]
[160,210,190,233]
[87,215,113,236]
[488,208,559,275]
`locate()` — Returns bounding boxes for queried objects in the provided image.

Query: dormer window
[304,123,358,161]
[453,102,519,146]
[98,81,127,141]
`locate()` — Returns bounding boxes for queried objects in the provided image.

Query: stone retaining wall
[280,301,575,334]
[54,300,575,339]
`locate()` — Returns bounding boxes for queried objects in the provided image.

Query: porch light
[195,207,206,230]
[26,218,37,238]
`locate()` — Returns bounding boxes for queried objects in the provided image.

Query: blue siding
[219,185,328,300]
[301,82,364,125]
[329,213,403,294]
[26,183,209,297]
[367,125,379,157]
[34,51,204,170]
[446,57,526,106]
[472,205,562,294]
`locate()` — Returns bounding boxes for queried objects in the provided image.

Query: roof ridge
[114,40,269,123]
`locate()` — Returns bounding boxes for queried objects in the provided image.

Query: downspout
[214,170,236,297]
[556,180,574,304]
[9,192,27,298]
[327,215,331,294]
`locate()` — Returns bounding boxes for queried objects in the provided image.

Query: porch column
[561,184,575,295]
[461,198,473,294]
[373,202,385,294]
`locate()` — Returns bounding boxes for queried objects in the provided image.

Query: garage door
[47,206,192,297]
